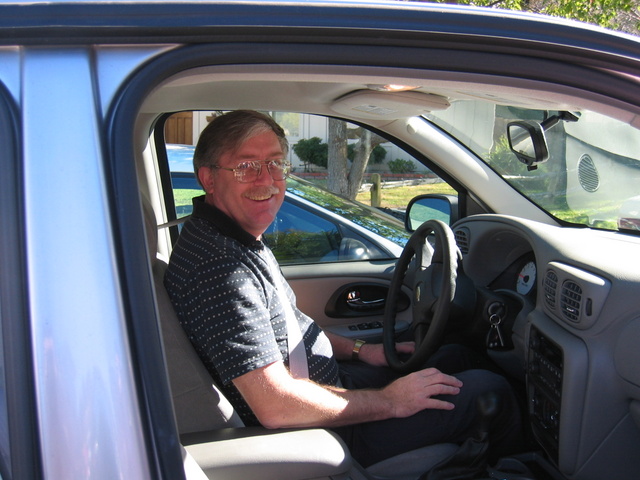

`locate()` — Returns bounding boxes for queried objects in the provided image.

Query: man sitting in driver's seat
[164,110,523,468]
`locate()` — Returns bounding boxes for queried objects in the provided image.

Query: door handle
[346,290,385,311]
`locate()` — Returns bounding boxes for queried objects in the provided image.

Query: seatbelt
[158,215,190,229]
[265,252,309,379]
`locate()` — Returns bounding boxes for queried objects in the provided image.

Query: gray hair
[193,110,289,184]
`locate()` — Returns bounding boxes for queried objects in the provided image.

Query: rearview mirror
[507,121,549,170]
[405,194,459,232]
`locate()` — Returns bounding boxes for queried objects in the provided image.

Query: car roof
[2,0,639,53]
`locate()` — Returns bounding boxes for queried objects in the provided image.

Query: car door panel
[283,261,412,341]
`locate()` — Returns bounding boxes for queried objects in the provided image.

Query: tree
[292,137,328,171]
[327,119,349,195]
[327,120,389,200]
[429,0,639,34]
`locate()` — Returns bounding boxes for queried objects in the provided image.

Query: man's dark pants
[334,344,524,468]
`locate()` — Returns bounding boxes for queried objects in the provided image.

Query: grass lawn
[174,182,455,211]
[172,180,618,230]
[356,182,457,209]
[174,188,203,213]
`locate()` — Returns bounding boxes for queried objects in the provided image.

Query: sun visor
[330,90,450,120]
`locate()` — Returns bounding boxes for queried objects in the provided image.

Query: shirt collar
[191,195,263,249]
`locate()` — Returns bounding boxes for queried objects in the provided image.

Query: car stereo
[528,326,563,462]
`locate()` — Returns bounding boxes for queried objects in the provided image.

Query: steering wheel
[383,219,461,373]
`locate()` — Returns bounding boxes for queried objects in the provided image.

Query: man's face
[199,130,287,239]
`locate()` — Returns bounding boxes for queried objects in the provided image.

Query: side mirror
[507,121,549,170]
[405,194,458,232]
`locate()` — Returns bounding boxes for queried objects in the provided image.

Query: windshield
[425,102,640,231]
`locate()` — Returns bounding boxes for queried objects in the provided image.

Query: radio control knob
[530,336,540,350]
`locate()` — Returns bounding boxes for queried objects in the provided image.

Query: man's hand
[381,368,463,418]
[358,341,414,367]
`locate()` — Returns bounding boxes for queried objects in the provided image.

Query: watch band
[352,339,366,361]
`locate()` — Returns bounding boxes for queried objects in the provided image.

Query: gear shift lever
[477,391,500,438]
[423,392,501,480]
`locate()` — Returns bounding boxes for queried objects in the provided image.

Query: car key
[487,313,506,349]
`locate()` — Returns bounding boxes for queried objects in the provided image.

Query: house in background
[164,110,428,174]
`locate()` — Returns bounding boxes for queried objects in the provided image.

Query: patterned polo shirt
[164,195,340,425]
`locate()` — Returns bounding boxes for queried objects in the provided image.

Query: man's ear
[197,166,215,193]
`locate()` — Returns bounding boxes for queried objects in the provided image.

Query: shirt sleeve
[183,252,285,385]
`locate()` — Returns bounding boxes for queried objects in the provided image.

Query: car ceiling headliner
[140,64,584,123]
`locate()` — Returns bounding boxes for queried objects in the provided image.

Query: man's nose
[254,163,274,184]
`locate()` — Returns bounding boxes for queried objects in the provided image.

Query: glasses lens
[233,160,291,182]
[234,162,261,183]
[267,160,290,180]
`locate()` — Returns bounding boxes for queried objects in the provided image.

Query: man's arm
[233,360,462,429]
[324,331,414,367]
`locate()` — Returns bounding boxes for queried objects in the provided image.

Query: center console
[528,326,563,463]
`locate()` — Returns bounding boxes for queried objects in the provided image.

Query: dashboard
[487,252,537,297]
[452,214,640,480]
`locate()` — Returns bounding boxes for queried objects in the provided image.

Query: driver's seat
[142,197,458,479]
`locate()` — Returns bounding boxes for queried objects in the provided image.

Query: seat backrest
[142,197,244,435]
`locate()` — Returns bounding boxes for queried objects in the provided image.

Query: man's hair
[193,110,289,182]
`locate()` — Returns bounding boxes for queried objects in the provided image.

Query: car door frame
[85,2,640,478]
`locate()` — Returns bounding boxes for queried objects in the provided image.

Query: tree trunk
[347,129,387,200]
[327,119,388,200]
[327,118,349,195]
[347,130,373,199]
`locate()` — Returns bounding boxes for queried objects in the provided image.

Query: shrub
[387,158,416,174]
[293,137,328,169]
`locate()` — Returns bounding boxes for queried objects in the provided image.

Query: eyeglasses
[212,159,291,183]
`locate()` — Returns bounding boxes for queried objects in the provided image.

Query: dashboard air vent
[560,280,583,322]
[545,261,610,329]
[544,269,558,309]
[454,227,470,254]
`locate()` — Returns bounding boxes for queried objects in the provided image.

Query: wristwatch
[352,339,366,361]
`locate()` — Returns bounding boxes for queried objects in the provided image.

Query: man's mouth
[244,185,281,201]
